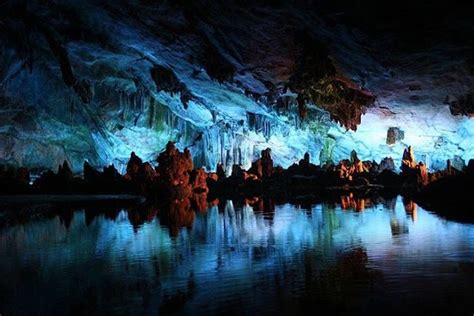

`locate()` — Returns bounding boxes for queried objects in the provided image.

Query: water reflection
[0,196,473,315]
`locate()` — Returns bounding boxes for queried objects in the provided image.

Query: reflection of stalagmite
[192,193,208,213]
[404,200,418,222]
[340,193,366,211]
[127,206,158,232]
[59,208,74,229]
[246,197,275,214]
[390,218,409,236]
[341,194,351,210]
[159,198,195,237]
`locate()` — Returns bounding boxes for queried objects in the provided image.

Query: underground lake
[0,196,473,315]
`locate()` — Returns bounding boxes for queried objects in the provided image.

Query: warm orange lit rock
[401,146,417,171]
[190,168,209,193]
[192,193,208,212]
[157,141,193,187]
[404,200,418,221]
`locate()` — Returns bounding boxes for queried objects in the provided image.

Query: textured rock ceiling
[0,0,473,172]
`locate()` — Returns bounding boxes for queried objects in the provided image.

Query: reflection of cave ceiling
[0,1,473,172]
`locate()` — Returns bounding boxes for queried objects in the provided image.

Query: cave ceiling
[0,0,473,172]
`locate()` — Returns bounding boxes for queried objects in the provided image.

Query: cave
[0,1,473,315]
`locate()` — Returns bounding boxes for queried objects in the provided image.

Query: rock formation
[401,146,417,172]
[0,165,30,193]
[386,127,405,145]
[125,152,144,179]
[400,146,429,186]
[159,198,195,237]
[379,157,396,172]
[34,161,78,193]
[0,1,472,176]
[190,168,208,193]
[248,148,274,179]
[1,140,472,214]
[157,142,193,186]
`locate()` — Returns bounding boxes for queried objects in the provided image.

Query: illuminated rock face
[157,142,193,188]
[0,1,472,173]
[329,107,474,171]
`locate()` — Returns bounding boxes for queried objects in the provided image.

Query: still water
[0,196,473,315]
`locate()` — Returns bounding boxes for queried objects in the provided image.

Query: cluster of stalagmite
[0,142,472,200]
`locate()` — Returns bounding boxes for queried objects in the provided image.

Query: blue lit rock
[0,1,472,174]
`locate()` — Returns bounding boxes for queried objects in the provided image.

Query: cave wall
[0,1,472,173]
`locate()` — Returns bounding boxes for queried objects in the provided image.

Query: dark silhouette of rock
[58,161,73,181]
[301,152,311,168]
[467,159,474,174]
[376,169,401,187]
[248,148,273,179]
[350,150,359,164]
[123,152,158,194]
[33,161,78,193]
[126,151,143,179]
[83,161,101,183]
[216,163,226,180]
[260,148,273,179]
[386,127,405,145]
[446,159,454,176]
[0,165,31,193]
[231,164,245,179]
[379,157,395,171]
[417,164,474,223]
[140,162,158,182]
[103,164,122,182]
[415,162,429,186]
[82,162,132,194]
[287,152,320,178]
[448,92,474,117]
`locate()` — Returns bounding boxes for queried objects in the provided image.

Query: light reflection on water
[0,196,474,315]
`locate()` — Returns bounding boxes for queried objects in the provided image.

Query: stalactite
[148,96,155,128]
[247,112,272,140]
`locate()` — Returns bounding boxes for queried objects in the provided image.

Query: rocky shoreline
[0,141,473,221]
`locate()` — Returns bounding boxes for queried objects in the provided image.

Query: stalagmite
[248,148,274,179]
[401,146,417,171]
